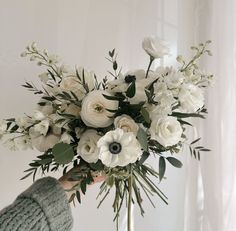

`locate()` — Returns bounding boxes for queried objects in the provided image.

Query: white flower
[147,104,172,119]
[97,128,142,167]
[29,126,61,152]
[0,120,7,139]
[59,76,85,99]
[178,84,204,113]
[142,37,170,59]
[38,72,49,83]
[3,139,17,151]
[34,119,50,136]
[60,103,81,117]
[80,90,119,128]
[15,117,32,129]
[32,110,46,121]
[165,70,184,89]
[14,135,32,150]
[38,100,54,116]
[149,116,183,147]
[60,132,73,144]
[77,129,101,163]
[114,115,139,135]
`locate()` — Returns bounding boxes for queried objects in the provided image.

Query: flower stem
[145,56,154,78]
[127,169,133,231]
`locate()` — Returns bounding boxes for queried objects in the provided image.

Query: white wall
[0,0,196,230]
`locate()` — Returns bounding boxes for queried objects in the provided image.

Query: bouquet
[0,37,213,231]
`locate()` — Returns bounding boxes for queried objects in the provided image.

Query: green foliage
[52,143,74,165]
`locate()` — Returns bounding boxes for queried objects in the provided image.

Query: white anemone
[97,128,142,167]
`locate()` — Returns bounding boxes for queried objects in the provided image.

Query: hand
[58,166,105,200]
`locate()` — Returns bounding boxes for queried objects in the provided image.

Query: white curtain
[184,0,236,231]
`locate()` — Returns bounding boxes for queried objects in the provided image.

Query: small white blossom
[34,119,50,136]
[14,135,32,150]
[60,132,73,144]
[178,84,204,113]
[38,72,49,83]
[33,110,46,121]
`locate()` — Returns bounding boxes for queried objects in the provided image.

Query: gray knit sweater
[0,177,73,231]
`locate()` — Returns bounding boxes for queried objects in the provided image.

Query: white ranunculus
[97,128,142,167]
[114,114,139,135]
[142,37,170,59]
[80,90,119,128]
[29,126,61,152]
[178,84,204,113]
[149,116,183,147]
[34,119,50,136]
[77,129,101,163]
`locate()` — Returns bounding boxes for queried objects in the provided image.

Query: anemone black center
[125,75,136,84]
[109,142,122,154]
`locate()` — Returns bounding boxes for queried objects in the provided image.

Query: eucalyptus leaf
[52,143,74,165]
[166,157,183,168]
[137,128,148,151]
[159,156,166,182]
[126,81,136,98]
[141,107,151,124]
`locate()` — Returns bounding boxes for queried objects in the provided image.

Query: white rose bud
[149,116,183,147]
[77,129,101,163]
[114,114,139,135]
[80,90,118,128]
[142,37,170,59]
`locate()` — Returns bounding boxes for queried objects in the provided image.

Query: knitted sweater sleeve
[0,177,73,231]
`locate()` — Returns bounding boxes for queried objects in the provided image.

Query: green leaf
[102,94,123,101]
[166,157,183,168]
[89,160,104,171]
[190,137,201,145]
[137,128,148,151]
[76,190,81,203]
[141,107,151,124]
[80,180,87,195]
[138,151,150,165]
[159,156,166,182]
[126,81,136,98]
[52,143,74,165]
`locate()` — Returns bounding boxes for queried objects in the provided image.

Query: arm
[0,177,73,231]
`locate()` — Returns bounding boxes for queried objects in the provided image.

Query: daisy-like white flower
[97,128,142,167]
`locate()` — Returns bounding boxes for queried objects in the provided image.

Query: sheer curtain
[184,0,236,231]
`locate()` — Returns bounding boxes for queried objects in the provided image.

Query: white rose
[178,84,204,113]
[114,114,139,135]
[142,37,170,59]
[80,90,119,128]
[97,128,142,167]
[149,116,183,147]
[77,129,101,163]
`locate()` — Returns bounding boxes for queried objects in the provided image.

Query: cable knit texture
[0,177,73,231]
